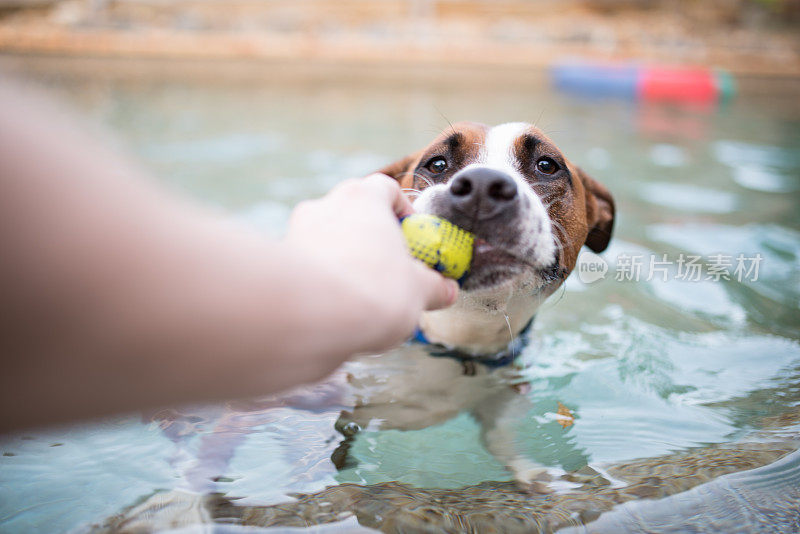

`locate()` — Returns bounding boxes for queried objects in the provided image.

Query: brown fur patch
[380,122,486,191]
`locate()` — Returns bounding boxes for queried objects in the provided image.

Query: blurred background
[1,0,799,75]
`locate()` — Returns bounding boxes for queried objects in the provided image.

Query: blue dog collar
[411,318,533,369]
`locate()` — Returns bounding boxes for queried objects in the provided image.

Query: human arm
[0,84,457,431]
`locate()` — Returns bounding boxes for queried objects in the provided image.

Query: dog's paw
[509,460,553,494]
[97,489,212,532]
[563,464,612,488]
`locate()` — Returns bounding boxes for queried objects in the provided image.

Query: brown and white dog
[381,121,614,355]
[330,122,615,486]
[153,122,615,501]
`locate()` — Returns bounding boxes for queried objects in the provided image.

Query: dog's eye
[536,157,559,175]
[425,157,448,174]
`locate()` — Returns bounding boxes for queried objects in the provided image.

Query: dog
[381,121,613,353]
[153,121,615,499]
[331,121,615,486]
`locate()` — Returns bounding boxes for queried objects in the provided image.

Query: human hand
[284,173,459,351]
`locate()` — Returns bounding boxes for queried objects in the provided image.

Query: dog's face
[381,122,614,354]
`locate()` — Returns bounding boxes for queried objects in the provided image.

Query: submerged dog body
[381,121,614,355]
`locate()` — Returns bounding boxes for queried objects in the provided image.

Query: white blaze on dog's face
[380,122,615,354]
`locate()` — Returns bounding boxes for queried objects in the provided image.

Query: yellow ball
[401,214,475,281]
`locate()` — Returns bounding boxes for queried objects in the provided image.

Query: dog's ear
[578,167,615,253]
[377,150,422,187]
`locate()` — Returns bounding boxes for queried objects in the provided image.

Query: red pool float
[551,61,736,103]
[639,67,718,103]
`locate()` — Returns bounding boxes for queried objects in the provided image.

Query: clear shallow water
[1,66,800,532]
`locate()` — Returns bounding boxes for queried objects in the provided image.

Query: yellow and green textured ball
[401,214,475,282]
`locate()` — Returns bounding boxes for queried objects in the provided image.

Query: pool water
[1,64,799,532]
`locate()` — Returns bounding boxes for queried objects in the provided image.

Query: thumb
[412,262,460,311]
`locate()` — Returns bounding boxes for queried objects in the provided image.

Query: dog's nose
[449,167,517,219]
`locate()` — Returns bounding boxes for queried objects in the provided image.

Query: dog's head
[380,122,615,354]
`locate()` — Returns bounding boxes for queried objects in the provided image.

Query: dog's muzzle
[448,167,519,223]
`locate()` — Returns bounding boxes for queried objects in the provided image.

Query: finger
[412,262,459,311]
[363,173,414,218]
